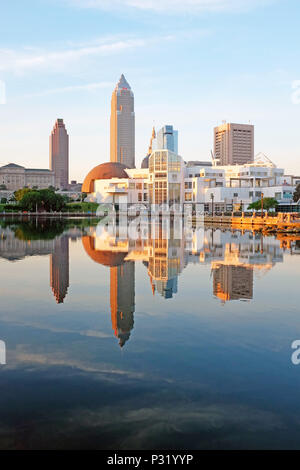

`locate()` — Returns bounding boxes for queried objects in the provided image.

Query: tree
[293,184,300,203]
[19,188,66,212]
[81,192,87,202]
[1,197,7,204]
[248,197,278,211]
[19,191,42,211]
[14,187,32,202]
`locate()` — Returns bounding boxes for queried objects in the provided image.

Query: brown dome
[82,236,127,267]
[82,162,129,193]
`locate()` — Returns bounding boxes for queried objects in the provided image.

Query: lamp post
[261,192,264,218]
[210,193,214,217]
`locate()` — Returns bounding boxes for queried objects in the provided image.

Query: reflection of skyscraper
[82,235,135,347]
[50,235,69,304]
[110,262,135,348]
[110,74,135,169]
[213,264,253,302]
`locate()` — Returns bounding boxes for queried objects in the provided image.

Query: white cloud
[0,37,146,74]
[67,0,274,13]
[24,81,114,98]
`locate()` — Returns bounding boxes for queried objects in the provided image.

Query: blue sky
[0,0,300,181]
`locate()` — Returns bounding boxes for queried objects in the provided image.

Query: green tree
[248,197,278,211]
[19,191,42,211]
[293,184,300,203]
[14,187,32,202]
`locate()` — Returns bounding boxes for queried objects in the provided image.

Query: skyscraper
[214,122,254,166]
[155,125,178,154]
[110,74,135,168]
[50,118,69,189]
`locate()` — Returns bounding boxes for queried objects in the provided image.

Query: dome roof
[82,236,127,267]
[141,154,149,169]
[82,162,129,193]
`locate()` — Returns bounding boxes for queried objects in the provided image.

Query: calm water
[0,217,300,450]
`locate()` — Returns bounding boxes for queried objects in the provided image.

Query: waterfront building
[214,122,254,166]
[82,150,298,211]
[0,163,55,191]
[110,74,135,169]
[50,118,69,190]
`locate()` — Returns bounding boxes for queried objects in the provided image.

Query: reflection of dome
[82,162,129,193]
[141,155,149,169]
[82,236,127,267]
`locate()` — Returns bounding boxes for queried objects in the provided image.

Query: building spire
[148,126,156,155]
[116,74,131,90]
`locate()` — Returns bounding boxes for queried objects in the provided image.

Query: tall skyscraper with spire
[110,74,135,168]
[50,118,69,189]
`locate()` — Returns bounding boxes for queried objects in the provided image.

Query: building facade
[83,152,298,211]
[214,122,254,166]
[0,163,55,191]
[154,125,178,154]
[50,118,69,189]
[110,74,135,169]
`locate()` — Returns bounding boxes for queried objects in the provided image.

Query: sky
[0,0,300,181]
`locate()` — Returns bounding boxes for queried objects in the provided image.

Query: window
[233,193,238,197]
[138,193,142,202]
[185,193,192,201]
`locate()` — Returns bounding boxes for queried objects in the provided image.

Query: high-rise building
[214,122,254,166]
[155,125,178,154]
[50,119,69,189]
[110,74,135,169]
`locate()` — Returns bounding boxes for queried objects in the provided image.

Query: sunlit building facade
[214,122,254,166]
[110,74,135,169]
[50,118,69,190]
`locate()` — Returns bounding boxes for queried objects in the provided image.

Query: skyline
[1,0,300,181]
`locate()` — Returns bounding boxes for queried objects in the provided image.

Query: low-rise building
[82,151,298,211]
[0,163,55,191]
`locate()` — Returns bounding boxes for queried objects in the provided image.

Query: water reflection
[0,217,299,347]
[0,218,300,449]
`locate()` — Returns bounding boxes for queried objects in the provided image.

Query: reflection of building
[110,262,135,347]
[82,235,135,348]
[147,223,185,299]
[213,264,253,302]
[50,235,69,304]
[0,340,6,365]
[110,74,135,169]
[50,118,69,190]
[0,227,55,260]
